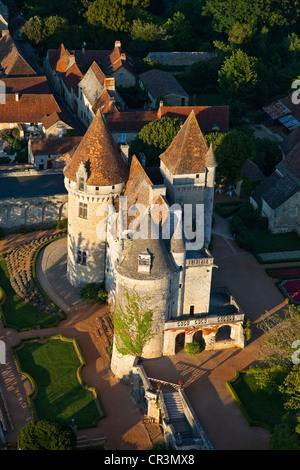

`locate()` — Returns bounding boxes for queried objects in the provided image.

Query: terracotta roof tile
[3,76,49,94]
[0,93,61,123]
[158,105,229,132]
[63,111,128,186]
[31,136,82,156]
[0,32,38,76]
[159,111,208,175]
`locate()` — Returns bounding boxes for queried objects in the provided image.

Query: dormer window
[79,177,85,191]
[138,249,151,274]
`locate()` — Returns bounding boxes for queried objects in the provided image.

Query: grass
[16,338,102,429]
[0,257,60,331]
[228,372,286,430]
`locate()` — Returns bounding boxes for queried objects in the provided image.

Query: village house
[0,30,40,77]
[28,136,81,169]
[250,133,300,236]
[46,41,136,118]
[138,68,189,108]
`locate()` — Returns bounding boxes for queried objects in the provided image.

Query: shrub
[56,218,68,230]
[185,341,201,355]
[80,282,107,303]
[0,156,11,164]
[243,318,252,342]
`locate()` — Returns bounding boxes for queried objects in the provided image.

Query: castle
[63,110,245,379]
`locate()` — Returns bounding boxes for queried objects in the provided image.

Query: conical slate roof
[159,110,208,175]
[63,111,128,186]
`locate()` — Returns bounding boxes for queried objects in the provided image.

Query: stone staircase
[163,392,194,444]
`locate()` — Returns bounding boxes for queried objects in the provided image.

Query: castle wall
[183,265,213,315]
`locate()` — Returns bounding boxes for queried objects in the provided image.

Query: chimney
[15,92,19,101]
[115,40,121,48]
[2,30,9,37]
[120,53,126,61]
[157,101,163,119]
[120,144,129,163]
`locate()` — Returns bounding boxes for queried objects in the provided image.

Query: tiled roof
[158,105,229,132]
[105,105,229,133]
[251,171,299,209]
[240,159,264,182]
[0,93,61,123]
[79,62,106,106]
[159,111,208,175]
[105,108,158,132]
[139,68,188,99]
[3,76,49,94]
[101,42,136,77]
[63,111,128,186]
[41,111,73,130]
[282,140,300,181]
[31,136,82,156]
[0,32,38,76]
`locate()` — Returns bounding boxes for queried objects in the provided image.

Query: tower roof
[63,111,128,186]
[159,110,209,175]
[206,143,218,168]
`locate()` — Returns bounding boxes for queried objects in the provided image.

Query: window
[196,174,199,178]
[78,202,88,219]
[77,250,87,265]
[189,305,194,316]
[79,177,85,191]
[138,249,151,273]
[119,73,124,81]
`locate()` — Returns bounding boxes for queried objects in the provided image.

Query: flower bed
[281,279,300,303]
[268,267,300,279]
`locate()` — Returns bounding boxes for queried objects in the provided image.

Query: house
[0,30,39,77]
[0,92,62,136]
[138,68,189,108]
[104,104,229,144]
[0,76,73,138]
[250,140,300,235]
[77,61,124,127]
[46,41,136,117]
[28,136,81,169]
[263,92,300,134]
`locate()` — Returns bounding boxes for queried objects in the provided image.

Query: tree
[21,16,45,44]
[163,11,193,50]
[257,305,300,370]
[18,420,76,450]
[86,0,150,32]
[130,18,169,42]
[113,289,154,357]
[129,116,182,167]
[218,49,258,102]
[279,365,300,411]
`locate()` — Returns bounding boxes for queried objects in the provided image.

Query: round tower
[110,213,174,379]
[63,111,127,288]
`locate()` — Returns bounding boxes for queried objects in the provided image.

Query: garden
[266,267,300,305]
[14,337,104,429]
[227,371,286,431]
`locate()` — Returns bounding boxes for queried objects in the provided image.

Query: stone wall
[0,195,68,230]
[146,52,217,67]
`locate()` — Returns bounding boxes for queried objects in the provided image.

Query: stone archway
[175,332,185,353]
[215,325,232,341]
[193,330,205,350]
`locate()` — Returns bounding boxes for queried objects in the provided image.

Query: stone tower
[63,111,127,287]
[159,110,217,247]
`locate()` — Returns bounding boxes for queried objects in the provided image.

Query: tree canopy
[18,420,76,450]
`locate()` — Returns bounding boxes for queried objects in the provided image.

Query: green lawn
[0,258,60,331]
[16,339,102,429]
[230,372,286,430]
[252,230,300,254]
